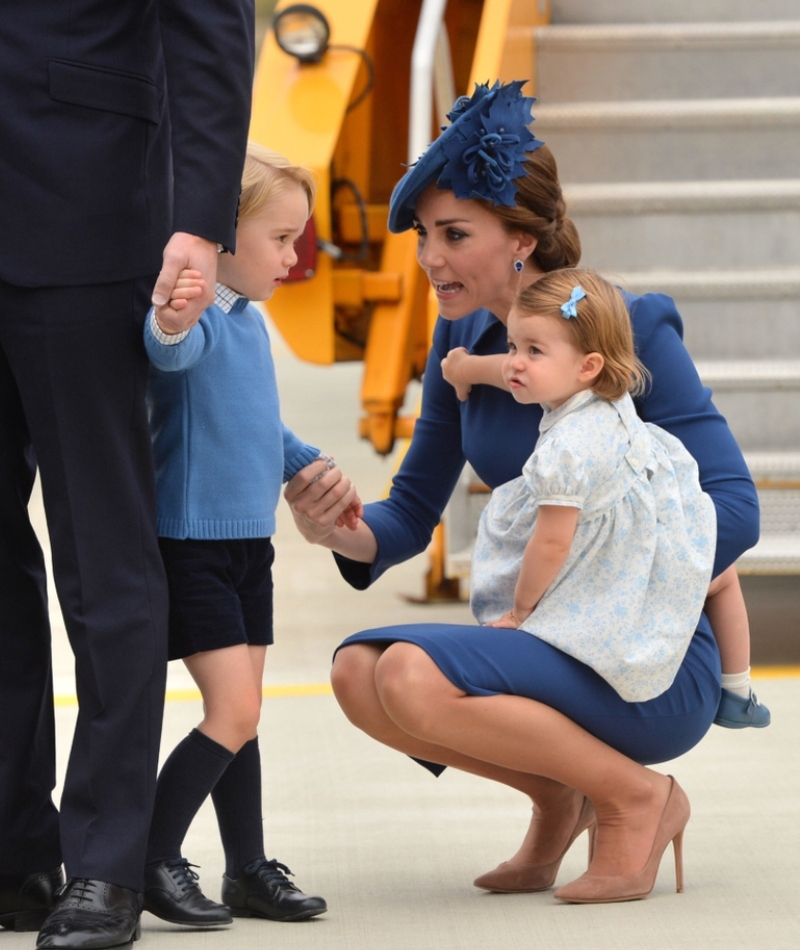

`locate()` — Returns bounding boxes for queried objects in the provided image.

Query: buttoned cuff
[150,311,189,346]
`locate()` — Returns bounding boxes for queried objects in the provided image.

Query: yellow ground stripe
[54,682,334,708]
[51,668,800,708]
[751,665,800,679]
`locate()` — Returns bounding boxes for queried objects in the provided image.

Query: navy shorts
[158,537,275,660]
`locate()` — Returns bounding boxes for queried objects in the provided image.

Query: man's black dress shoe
[0,868,64,932]
[35,879,142,950]
[143,859,232,927]
[221,858,327,922]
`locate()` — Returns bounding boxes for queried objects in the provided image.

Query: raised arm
[441,348,508,401]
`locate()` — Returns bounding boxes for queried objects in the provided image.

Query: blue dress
[336,292,759,768]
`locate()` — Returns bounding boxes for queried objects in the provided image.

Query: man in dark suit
[0,2,254,947]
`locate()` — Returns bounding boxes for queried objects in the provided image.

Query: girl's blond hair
[514,269,649,401]
[238,142,317,223]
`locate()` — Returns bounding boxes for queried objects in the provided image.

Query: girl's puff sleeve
[522,432,589,511]
[333,317,468,589]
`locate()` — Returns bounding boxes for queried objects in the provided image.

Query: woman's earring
[514,259,524,273]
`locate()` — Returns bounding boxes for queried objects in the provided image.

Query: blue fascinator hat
[388,80,544,234]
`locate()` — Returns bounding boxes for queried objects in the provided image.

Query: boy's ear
[579,352,604,383]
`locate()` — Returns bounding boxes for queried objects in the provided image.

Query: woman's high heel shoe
[553,775,690,904]
[473,797,596,893]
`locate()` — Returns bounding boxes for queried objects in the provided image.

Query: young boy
[141,143,361,927]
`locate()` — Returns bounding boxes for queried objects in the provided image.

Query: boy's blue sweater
[144,290,319,540]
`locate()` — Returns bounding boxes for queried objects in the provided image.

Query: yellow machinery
[250,0,550,458]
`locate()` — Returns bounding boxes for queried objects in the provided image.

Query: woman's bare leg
[333,644,591,869]
[369,642,675,880]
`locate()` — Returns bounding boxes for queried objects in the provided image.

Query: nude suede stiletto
[473,797,596,893]
[553,776,689,904]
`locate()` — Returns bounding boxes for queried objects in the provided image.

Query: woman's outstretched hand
[284,457,362,544]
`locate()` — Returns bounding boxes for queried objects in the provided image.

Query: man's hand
[152,232,219,333]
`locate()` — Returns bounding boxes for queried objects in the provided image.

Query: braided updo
[475,144,581,273]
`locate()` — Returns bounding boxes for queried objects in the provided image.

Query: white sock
[721,668,751,698]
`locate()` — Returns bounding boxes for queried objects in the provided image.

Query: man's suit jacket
[0,0,254,288]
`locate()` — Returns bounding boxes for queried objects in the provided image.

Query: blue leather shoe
[714,688,771,728]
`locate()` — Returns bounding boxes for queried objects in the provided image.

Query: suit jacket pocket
[49,59,160,123]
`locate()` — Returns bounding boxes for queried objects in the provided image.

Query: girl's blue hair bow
[561,285,586,319]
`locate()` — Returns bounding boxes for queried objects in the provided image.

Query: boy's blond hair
[514,269,649,401]
[238,142,317,223]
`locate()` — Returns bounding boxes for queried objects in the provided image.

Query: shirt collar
[539,389,597,434]
[215,283,247,313]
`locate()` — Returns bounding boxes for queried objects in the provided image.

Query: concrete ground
[10,315,800,950]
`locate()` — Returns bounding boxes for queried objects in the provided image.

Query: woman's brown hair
[475,145,581,272]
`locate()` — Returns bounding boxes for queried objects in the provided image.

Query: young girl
[451,269,769,718]
[140,143,360,927]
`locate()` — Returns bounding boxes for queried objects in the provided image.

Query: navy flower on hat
[438,81,542,207]
[388,80,544,233]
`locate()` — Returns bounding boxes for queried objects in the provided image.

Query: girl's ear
[579,352,604,383]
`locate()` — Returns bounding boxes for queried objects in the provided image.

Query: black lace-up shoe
[143,859,231,927]
[35,878,141,949]
[221,858,327,922]
[0,868,64,932]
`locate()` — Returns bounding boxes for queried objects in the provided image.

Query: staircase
[538,0,800,661]
[448,0,800,661]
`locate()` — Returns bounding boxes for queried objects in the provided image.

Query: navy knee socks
[146,728,234,866]
[211,737,266,878]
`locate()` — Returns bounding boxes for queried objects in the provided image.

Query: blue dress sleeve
[334,317,468,589]
[626,292,759,575]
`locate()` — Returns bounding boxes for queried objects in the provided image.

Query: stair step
[610,268,800,300]
[566,182,800,271]
[745,452,800,483]
[604,271,800,362]
[695,360,800,391]
[757,489,800,533]
[738,535,800,575]
[551,0,800,26]
[536,22,800,102]
[533,98,800,182]
[534,96,800,129]
[539,21,800,46]
[566,179,800,214]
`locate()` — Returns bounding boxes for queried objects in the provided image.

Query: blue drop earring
[514,259,524,273]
